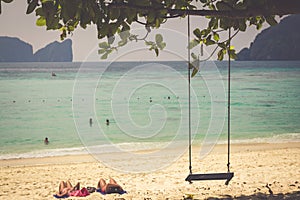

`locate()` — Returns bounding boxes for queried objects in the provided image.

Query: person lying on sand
[55,180,90,198]
[97,177,124,194]
[56,180,80,197]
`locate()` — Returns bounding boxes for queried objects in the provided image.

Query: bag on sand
[106,185,124,194]
[87,186,96,193]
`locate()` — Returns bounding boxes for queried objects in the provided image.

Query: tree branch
[168,7,300,18]
[109,0,300,18]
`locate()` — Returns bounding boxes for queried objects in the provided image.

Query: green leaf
[110,8,120,20]
[147,13,155,24]
[205,35,215,46]
[200,29,210,37]
[119,30,130,41]
[106,49,113,54]
[213,32,220,41]
[189,58,200,77]
[67,25,75,32]
[218,42,226,49]
[101,53,108,59]
[145,41,154,46]
[208,18,218,30]
[155,18,162,28]
[118,40,127,47]
[155,34,163,44]
[188,39,199,49]
[191,59,199,69]
[60,29,66,40]
[216,1,232,11]
[99,42,109,49]
[256,22,262,30]
[238,19,247,31]
[193,28,201,39]
[154,48,159,56]
[46,16,60,30]
[157,42,166,50]
[36,16,46,26]
[98,49,106,54]
[191,67,198,78]
[26,0,38,14]
[219,18,231,30]
[217,49,224,60]
[228,49,237,60]
[191,52,197,60]
[208,4,216,10]
[41,0,54,3]
[35,7,44,17]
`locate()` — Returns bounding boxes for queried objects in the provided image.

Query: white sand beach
[0,142,299,200]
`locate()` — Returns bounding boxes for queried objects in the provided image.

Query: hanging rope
[185,18,234,185]
[227,28,231,172]
[187,14,192,175]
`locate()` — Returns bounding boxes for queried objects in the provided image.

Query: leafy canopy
[1,0,299,75]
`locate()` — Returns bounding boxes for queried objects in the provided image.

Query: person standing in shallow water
[106,119,109,126]
[89,118,93,127]
[44,137,49,145]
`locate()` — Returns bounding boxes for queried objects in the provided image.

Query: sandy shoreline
[0,142,299,199]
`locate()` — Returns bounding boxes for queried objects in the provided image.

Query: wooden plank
[185,172,234,185]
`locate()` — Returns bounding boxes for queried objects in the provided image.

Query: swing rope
[186,15,233,184]
[227,28,231,173]
[187,14,192,175]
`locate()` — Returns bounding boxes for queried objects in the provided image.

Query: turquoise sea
[0,61,299,160]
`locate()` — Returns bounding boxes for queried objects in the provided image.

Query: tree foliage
[1,0,300,75]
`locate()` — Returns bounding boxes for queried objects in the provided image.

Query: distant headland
[236,14,300,61]
[0,37,73,62]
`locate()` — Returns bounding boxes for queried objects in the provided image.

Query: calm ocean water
[0,61,299,159]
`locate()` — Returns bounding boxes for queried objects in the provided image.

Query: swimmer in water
[44,137,49,145]
[89,118,93,127]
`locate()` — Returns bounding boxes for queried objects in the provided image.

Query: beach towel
[96,187,126,195]
[53,188,90,198]
[69,187,90,197]
[53,194,69,199]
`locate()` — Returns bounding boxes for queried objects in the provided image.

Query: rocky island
[0,37,73,62]
[236,14,300,61]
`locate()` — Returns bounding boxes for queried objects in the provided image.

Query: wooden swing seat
[185,172,234,185]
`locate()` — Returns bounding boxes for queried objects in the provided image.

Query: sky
[0,1,270,62]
